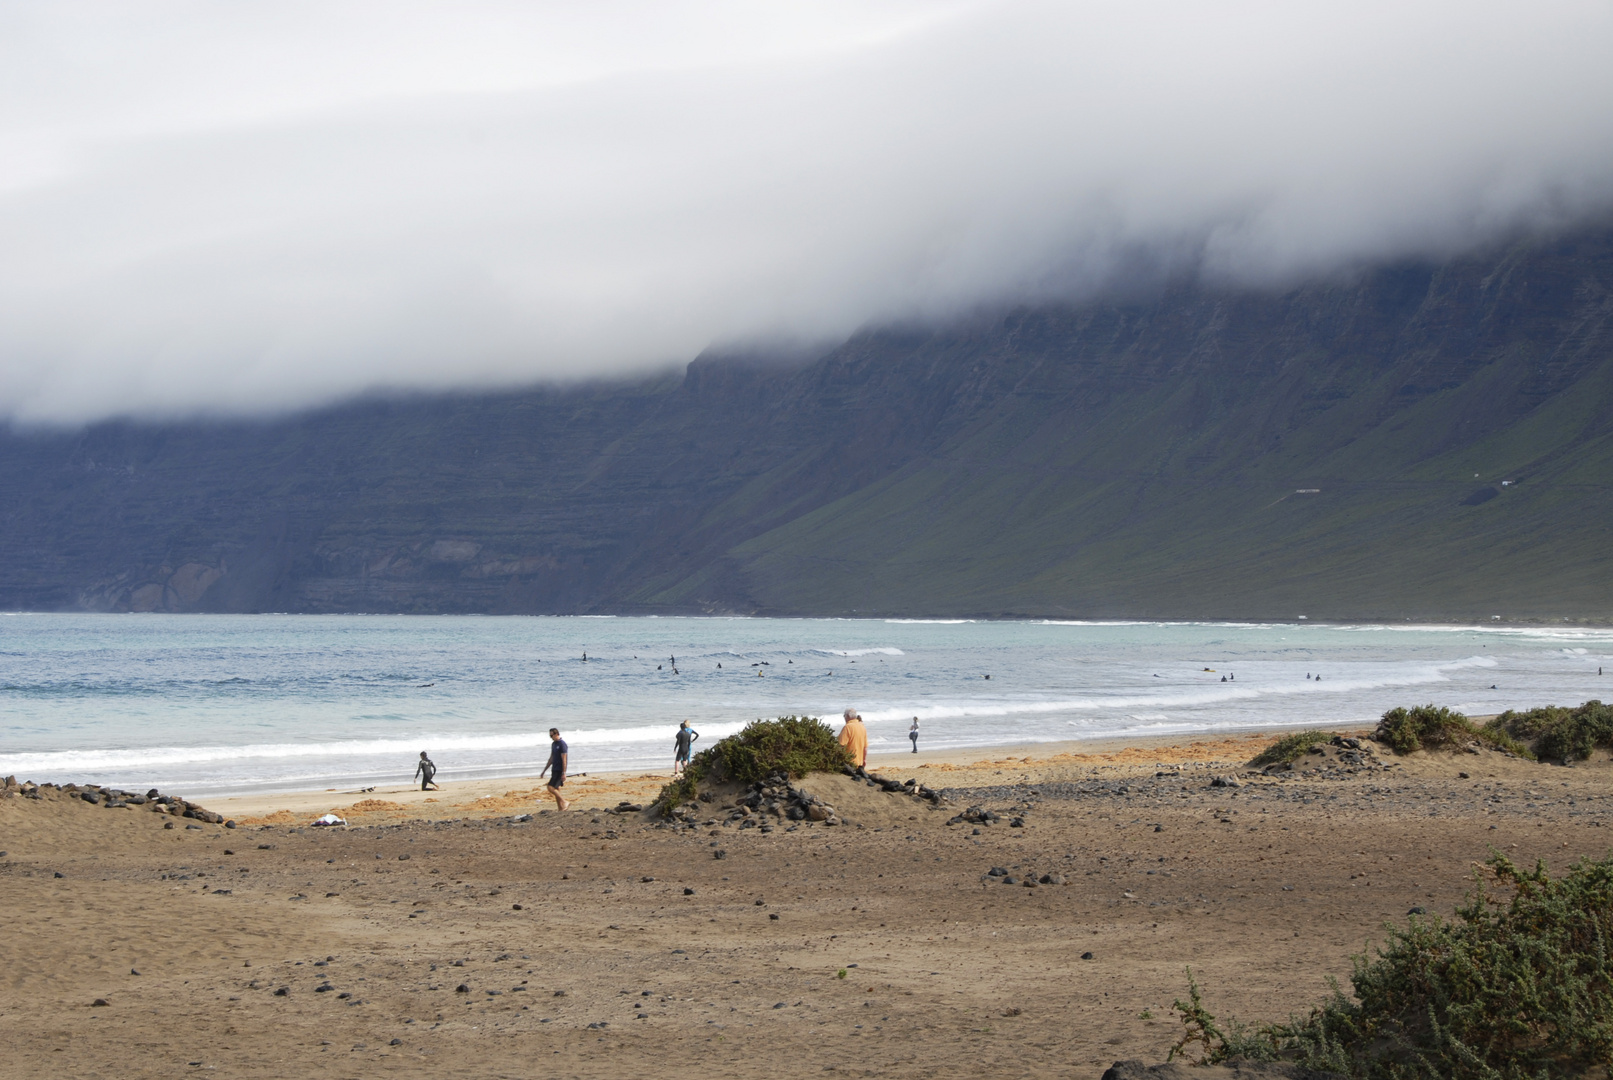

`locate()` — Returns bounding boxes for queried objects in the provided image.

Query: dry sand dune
[2,734,1610,1078]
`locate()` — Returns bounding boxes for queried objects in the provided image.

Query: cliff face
[3,228,1612,620]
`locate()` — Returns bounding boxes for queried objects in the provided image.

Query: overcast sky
[2,1,1611,424]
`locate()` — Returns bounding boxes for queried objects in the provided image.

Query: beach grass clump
[1375,704,1529,757]
[1171,852,1613,1078]
[1249,729,1333,768]
[1487,700,1613,764]
[655,716,851,813]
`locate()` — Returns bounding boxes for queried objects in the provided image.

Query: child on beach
[414,751,439,791]
[909,717,919,753]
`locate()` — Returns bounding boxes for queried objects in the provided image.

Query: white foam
[1036,619,1284,629]
[855,656,1496,725]
[0,718,758,776]
[813,647,906,656]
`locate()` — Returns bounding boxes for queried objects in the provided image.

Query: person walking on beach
[673,721,699,777]
[539,728,570,811]
[838,708,868,767]
[908,717,920,753]
[414,751,439,791]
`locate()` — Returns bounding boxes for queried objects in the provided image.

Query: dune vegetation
[1172,853,1613,1078]
[1487,700,1613,765]
[655,715,851,812]
[1375,705,1529,757]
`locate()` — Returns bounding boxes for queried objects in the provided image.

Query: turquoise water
[1,613,1609,796]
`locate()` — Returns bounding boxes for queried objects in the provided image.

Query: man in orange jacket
[837,708,868,767]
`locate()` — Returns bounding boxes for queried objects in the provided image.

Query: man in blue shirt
[539,727,570,811]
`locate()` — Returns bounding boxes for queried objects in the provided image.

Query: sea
[1,613,1610,797]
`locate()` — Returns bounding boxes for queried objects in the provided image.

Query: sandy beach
[3,727,1610,1079]
[205,729,1345,827]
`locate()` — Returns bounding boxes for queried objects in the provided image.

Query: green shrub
[1376,704,1530,757]
[654,716,851,813]
[1488,701,1613,763]
[1250,729,1333,768]
[1171,853,1613,1078]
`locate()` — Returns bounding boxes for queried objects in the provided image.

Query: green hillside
[2,228,1611,619]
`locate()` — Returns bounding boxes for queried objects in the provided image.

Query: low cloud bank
[2,1,1611,423]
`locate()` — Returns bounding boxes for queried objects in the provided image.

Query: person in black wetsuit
[413,751,439,791]
[672,721,699,777]
[539,727,570,811]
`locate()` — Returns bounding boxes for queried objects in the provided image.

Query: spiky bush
[1376,705,1529,757]
[654,716,851,813]
[1172,853,1613,1078]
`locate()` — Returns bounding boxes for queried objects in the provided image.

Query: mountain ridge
[3,227,1611,620]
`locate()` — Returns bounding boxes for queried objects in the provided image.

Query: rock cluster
[984,865,1067,887]
[1258,735,1387,779]
[2,777,232,827]
[664,766,942,832]
[842,765,943,805]
[721,771,841,830]
[946,805,1003,827]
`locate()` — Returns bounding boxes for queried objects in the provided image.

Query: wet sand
[3,729,1609,1079]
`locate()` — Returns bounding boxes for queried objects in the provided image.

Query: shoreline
[205,721,1370,825]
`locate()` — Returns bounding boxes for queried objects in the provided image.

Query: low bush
[1171,853,1613,1078]
[1249,729,1333,768]
[654,716,850,812]
[1488,700,1613,763]
[1375,704,1529,757]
